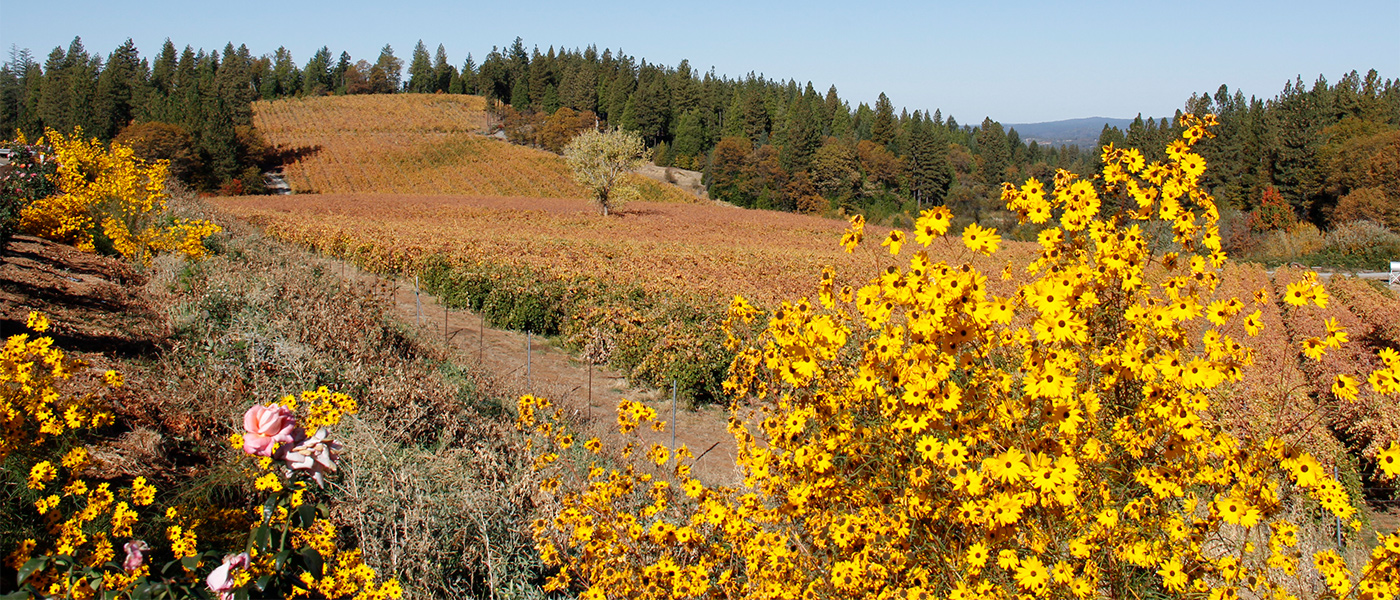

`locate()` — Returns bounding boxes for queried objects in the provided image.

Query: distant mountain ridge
[1003,117,1138,149]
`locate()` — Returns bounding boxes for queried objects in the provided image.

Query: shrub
[1333,187,1398,230]
[418,258,738,404]
[0,135,58,248]
[521,115,1400,599]
[1246,185,1298,233]
[18,128,221,265]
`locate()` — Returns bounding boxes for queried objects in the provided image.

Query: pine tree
[38,45,69,133]
[478,48,509,102]
[605,72,633,127]
[740,87,769,143]
[528,46,550,108]
[261,47,301,98]
[333,52,351,93]
[852,102,874,141]
[721,93,745,140]
[303,47,332,95]
[96,39,143,139]
[1264,76,1327,217]
[780,92,820,172]
[907,111,953,207]
[871,92,896,147]
[672,109,707,163]
[1096,124,1126,155]
[433,44,455,93]
[671,59,700,116]
[830,100,852,139]
[542,84,560,114]
[822,85,841,135]
[976,117,1010,185]
[0,46,38,138]
[407,41,433,93]
[460,53,478,95]
[65,38,104,138]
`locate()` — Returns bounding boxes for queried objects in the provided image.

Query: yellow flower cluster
[521,116,1400,599]
[17,128,221,265]
[290,519,403,600]
[285,386,360,429]
[1,312,117,459]
[166,507,200,560]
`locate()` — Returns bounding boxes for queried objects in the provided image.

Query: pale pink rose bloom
[284,428,343,487]
[122,540,149,572]
[206,552,249,600]
[242,404,300,457]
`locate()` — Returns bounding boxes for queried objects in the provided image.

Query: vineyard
[252,94,698,203]
[214,193,1038,306]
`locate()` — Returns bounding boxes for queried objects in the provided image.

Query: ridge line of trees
[3,37,1396,231]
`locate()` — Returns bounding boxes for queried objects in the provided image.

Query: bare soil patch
[0,235,166,355]
[322,259,744,486]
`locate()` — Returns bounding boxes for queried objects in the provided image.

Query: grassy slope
[1,213,539,598]
[254,94,698,203]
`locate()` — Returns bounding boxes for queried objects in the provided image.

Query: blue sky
[2,0,1396,123]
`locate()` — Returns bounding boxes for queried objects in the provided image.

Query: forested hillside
[2,36,1397,230]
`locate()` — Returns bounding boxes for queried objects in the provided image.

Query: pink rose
[122,540,149,572]
[284,428,343,487]
[206,552,249,599]
[242,404,300,457]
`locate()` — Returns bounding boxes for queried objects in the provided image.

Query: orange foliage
[253,94,580,197]
[1207,263,1342,460]
[1277,266,1396,457]
[253,94,699,203]
[214,193,1038,308]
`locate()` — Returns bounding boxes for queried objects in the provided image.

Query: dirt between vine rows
[324,259,746,487]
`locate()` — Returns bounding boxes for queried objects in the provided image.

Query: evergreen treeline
[0,37,422,192]
[469,38,1105,224]
[1093,72,1400,230]
[3,35,1396,230]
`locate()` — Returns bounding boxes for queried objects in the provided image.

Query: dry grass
[129,206,542,598]
[253,94,698,203]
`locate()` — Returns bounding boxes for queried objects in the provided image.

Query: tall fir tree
[303,47,333,95]
[975,117,1010,185]
[871,92,896,147]
[407,41,433,93]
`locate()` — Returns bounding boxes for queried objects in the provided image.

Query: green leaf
[253,525,271,550]
[274,549,292,571]
[296,503,316,527]
[131,582,155,600]
[1,592,35,600]
[180,555,201,572]
[233,589,250,600]
[255,574,272,592]
[300,546,323,577]
[17,556,48,584]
